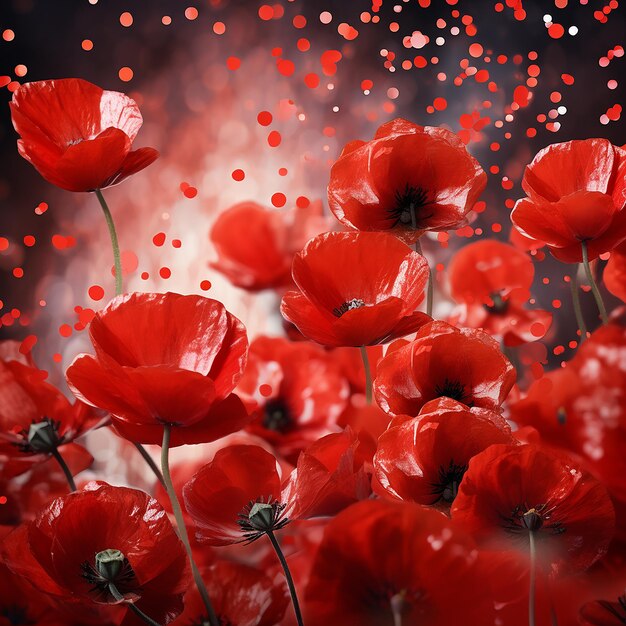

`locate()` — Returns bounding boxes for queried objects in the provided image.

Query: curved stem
[359,345,373,405]
[161,426,218,626]
[95,188,123,296]
[108,583,162,626]
[51,447,77,492]
[581,241,608,325]
[266,530,304,626]
[569,272,587,342]
[529,530,537,626]
[133,442,166,488]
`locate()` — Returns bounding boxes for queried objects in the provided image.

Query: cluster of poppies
[1,78,626,626]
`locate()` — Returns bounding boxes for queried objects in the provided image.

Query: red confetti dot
[304,73,320,88]
[296,196,310,208]
[141,272,150,280]
[433,97,447,111]
[232,169,245,181]
[59,324,72,337]
[153,232,166,246]
[120,11,133,27]
[226,56,241,70]
[548,23,565,39]
[271,193,287,207]
[23,235,35,247]
[259,384,273,397]
[530,322,545,337]
[172,239,182,248]
[277,59,295,76]
[118,67,133,82]
[159,267,172,279]
[185,7,198,20]
[268,131,282,147]
[259,5,274,20]
[0,238,8,251]
[278,167,288,176]
[200,280,212,291]
[88,285,105,301]
[184,186,198,198]
[257,111,273,126]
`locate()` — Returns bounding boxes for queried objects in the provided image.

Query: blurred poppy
[210,200,331,292]
[374,397,514,509]
[374,320,515,417]
[10,78,158,192]
[0,340,101,478]
[451,444,615,574]
[66,292,250,447]
[448,239,552,345]
[327,118,487,243]
[2,482,190,625]
[329,345,383,395]
[173,561,289,626]
[605,241,626,303]
[281,231,431,347]
[304,499,495,626]
[511,139,626,262]
[237,336,349,462]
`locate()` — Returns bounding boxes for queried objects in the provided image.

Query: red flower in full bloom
[173,561,289,626]
[0,340,101,477]
[511,139,626,262]
[304,499,496,626]
[10,78,158,192]
[210,200,332,292]
[605,241,626,303]
[237,336,349,462]
[2,482,190,625]
[374,320,516,417]
[280,231,431,347]
[451,444,615,574]
[447,239,552,346]
[373,398,514,509]
[66,292,250,446]
[327,118,487,243]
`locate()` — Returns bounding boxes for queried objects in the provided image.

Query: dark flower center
[482,292,509,315]
[1,605,32,625]
[14,417,65,454]
[262,399,292,433]
[81,548,140,603]
[391,184,433,229]
[502,503,566,536]
[333,298,366,318]
[433,379,471,405]
[432,461,468,503]
[237,497,290,544]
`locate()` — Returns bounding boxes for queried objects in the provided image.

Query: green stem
[359,345,373,405]
[108,582,162,626]
[581,241,608,325]
[266,530,305,626]
[413,239,433,316]
[160,426,218,626]
[529,530,536,626]
[569,272,587,342]
[51,447,77,492]
[95,188,123,296]
[133,442,166,488]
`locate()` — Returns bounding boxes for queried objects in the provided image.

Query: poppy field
[1,2,626,626]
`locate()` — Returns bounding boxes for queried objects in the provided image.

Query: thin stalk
[529,530,537,626]
[133,442,166,488]
[109,582,162,626]
[266,530,304,626]
[581,241,608,325]
[413,238,433,316]
[51,447,77,492]
[569,272,587,342]
[95,188,123,296]
[160,426,218,626]
[359,345,373,405]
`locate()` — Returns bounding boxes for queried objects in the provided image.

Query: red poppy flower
[173,561,289,626]
[374,320,515,417]
[2,482,190,625]
[237,336,349,461]
[374,397,514,509]
[605,241,626,303]
[336,403,391,465]
[210,200,332,292]
[448,239,552,345]
[327,118,487,243]
[66,292,250,446]
[511,139,626,262]
[304,499,495,626]
[0,341,101,477]
[10,78,158,192]
[280,231,431,347]
[451,444,615,574]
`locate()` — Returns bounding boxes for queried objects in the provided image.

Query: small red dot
[257,111,273,126]
[259,384,273,396]
[200,280,212,291]
[183,186,198,198]
[271,193,286,207]
[88,285,105,301]
[159,267,172,279]
[232,169,245,181]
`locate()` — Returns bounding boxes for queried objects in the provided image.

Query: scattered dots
[200,280,212,291]
[320,11,332,24]
[153,232,166,247]
[23,235,35,247]
[119,12,133,27]
[271,192,287,207]
[2,29,15,42]
[259,384,273,397]
[82,39,94,51]
[257,111,273,126]
[118,66,133,82]
[213,21,226,35]
[268,130,282,147]
[88,285,105,301]
[232,169,245,181]
[183,186,198,198]
[159,267,172,279]
[185,7,198,20]
[226,56,241,70]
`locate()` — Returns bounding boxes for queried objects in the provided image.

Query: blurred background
[0,0,625,385]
